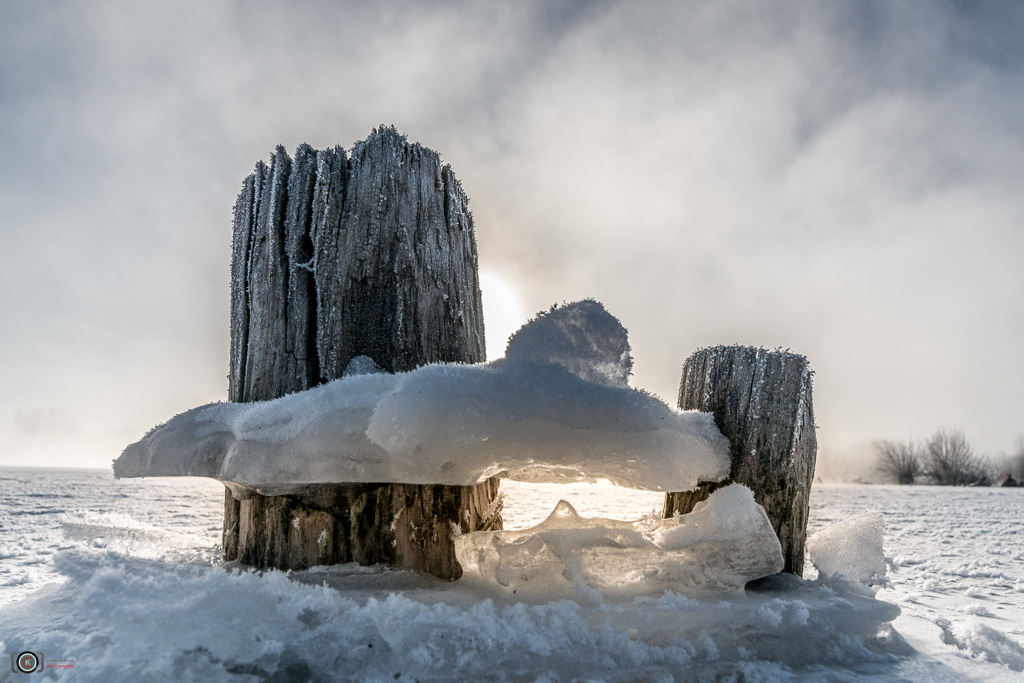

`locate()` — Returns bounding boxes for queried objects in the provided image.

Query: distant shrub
[922,429,993,486]
[874,430,997,486]
[873,439,922,485]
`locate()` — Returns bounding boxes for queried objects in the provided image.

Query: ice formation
[0,545,906,682]
[455,484,784,598]
[808,511,887,585]
[8,476,1024,680]
[114,301,730,492]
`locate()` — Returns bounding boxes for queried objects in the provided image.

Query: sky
[1,0,1022,478]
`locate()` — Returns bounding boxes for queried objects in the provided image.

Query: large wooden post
[664,346,816,575]
[223,127,502,578]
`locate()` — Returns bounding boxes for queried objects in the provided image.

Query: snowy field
[1,468,1023,681]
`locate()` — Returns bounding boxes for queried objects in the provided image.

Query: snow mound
[808,511,887,585]
[342,355,385,378]
[454,484,783,598]
[0,547,907,682]
[503,299,632,386]
[114,300,730,491]
[939,618,1024,672]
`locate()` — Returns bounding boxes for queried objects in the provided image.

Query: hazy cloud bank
[1,0,1021,471]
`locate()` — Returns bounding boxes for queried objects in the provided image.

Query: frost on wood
[229,128,485,403]
[217,127,495,577]
[664,346,817,575]
[454,484,783,599]
[312,129,485,379]
[114,300,730,492]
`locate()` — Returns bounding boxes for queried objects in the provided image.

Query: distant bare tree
[874,439,922,484]
[923,429,992,486]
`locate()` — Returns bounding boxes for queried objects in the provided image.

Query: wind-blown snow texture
[113,301,730,492]
[456,484,783,598]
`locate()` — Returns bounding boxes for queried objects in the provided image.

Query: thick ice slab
[113,301,730,491]
[454,484,784,598]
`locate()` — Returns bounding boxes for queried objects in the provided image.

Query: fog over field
[1,1,1023,472]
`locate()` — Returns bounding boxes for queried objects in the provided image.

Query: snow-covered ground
[1,469,1022,681]
[809,483,1024,679]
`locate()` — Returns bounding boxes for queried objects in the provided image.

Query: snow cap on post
[114,300,731,492]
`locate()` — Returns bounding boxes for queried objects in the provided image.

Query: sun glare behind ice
[479,269,527,361]
[500,479,666,529]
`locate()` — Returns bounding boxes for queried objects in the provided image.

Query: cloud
[1,0,1022,470]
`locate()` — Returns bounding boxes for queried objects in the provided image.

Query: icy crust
[114,301,730,491]
[113,364,728,490]
[455,484,783,598]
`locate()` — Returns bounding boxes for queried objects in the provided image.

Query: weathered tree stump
[223,126,502,578]
[663,346,816,575]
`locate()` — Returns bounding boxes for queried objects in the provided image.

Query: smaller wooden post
[664,346,816,575]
